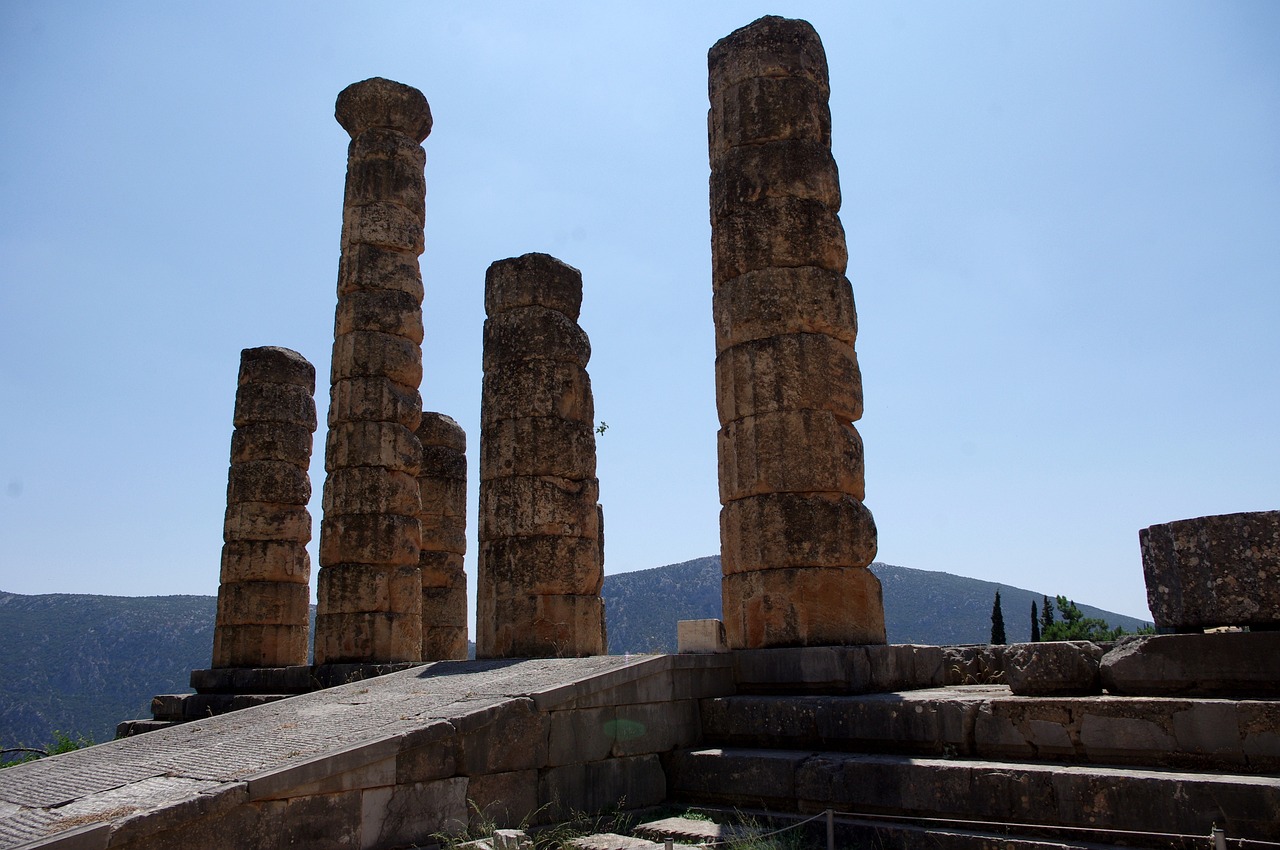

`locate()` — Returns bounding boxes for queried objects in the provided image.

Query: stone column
[709,16,886,648]
[314,77,431,664]
[416,412,469,659]
[213,346,316,668]
[477,253,606,658]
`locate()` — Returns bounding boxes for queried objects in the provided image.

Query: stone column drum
[709,16,885,647]
[477,253,606,658]
[213,346,316,668]
[416,412,469,659]
[314,78,432,663]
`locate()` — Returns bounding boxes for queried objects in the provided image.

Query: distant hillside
[0,558,1150,752]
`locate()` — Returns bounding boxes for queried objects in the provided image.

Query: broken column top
[335,77,433,142]
[708,15,829,96]
[416,412,466,452]
[484,252,583,321]
[238,346,315,390]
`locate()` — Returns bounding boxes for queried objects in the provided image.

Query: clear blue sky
[2,2,1277,627]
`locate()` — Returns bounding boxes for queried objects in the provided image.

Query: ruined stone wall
[476,253,606,658]
[708,16,885,647]
[416,412,469,659]
[213,346,316,668]
[315,78,432,664]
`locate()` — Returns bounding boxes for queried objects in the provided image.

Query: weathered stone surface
[313,611,422,663]
[717,410,864,502]
[333,288,425,344]
[324,421,421,474]
[713,266,857,348]
[417,480,466,523]
[722,566,886,648]
[715,333,861,423]
[330,329,422,388]
[215,581,310,626]
[328,376,421,429]
[337,243,424,300]
[224,502,312,543]
[343,200,425,254]
[467,770,539,830]
[481,359,594,426]
[321,467,420,517]
[344,129,428,213]
[708,15,829,99]
[230,422,314,466]
[1140,510,1280,630]
[480,536,604,597]
[537,755,666,822]
[237,346,316,389]
[477,593,606,658]
[319,513,421,567]
[483,306,591,370]
[678,619,729,654]
[711,197,847,286]
[419,550,466,585]
[484,252,583,321]
[227,459,311,505]
[710,139,839,226]
[478,475,600,541]
[212,624,310,669]
[480,418,596,481]
[709,76,832,159]
[1003,641,1103,696]
[335,77,432,141]
[420,444,466,480]
[219,539,311,583]
[417,515,466,554]
[317,563,422,615]
[720,491,877,573]
[232,382,317,429]
[1101,632,1280,697]
[416,411,466,451]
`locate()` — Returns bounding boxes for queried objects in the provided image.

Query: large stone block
[343,129,427,214]
[338,243,425,300]
[715,333,861,424]
[1140,510,1280,630]
[227,460,311,506]
[720,491,877,573]
[722,566,886,648]
[537,755,666,823]
[479,535,603,596]
[482,306,591,370]
[717,410,864,502]
[455,698,549,775]
[467,770,539,830]
[230,422,315,466]
[481,360,594,426]
[708,15,829,101]
[368,777,468,848]
[238,346,316,389]
[233,382,318,429]
[220,539,311,583]
[479,417,596,481]
[319,512,421,567]
[224,502,312,543]
[325,421,421,474]
[1101,632,1280,697]
[328,376,421,429]
[1003,641,1103,696]
[478,475,600,541]
[317,563,422,614]
[212,622,309,668]
[713,266,857,349]
[334,288,425,344]
[420,445,466,480]
[335,76,432,142]
[420,551,466,586]
[709,76,832,159]
[712,197,847,287]
[322,467,420,517]
[485,253,583,321]
[422,621,468,662]
[477,592,606,658]
[344,200,425,254]
[710,139,840,226]
[215,580,310,626]
[313,610,422,663]
[416,411,466,451]
[417,513,467,554]
[330,329,422,389]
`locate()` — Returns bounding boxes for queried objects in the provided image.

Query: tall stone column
[477,253,606,658]
[416,412,469,660]
[213,346,316,668]
[315,78,431,664]
[709,16,886,648]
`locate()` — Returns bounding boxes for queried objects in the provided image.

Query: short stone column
[315,78,432,664]
[213,347,316,668]
[416,413,469,659]
[709,16,885,648]
[477,253,606,658]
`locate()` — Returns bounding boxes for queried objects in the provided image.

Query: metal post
[665,838,674,850]
[826,809,835,850]
[1212,827,1227,850]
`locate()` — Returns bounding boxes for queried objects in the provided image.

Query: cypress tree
[990,589,1007,645]
[1041,594,1055,633]
[1031,601,1041,641]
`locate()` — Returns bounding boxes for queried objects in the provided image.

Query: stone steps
[699,686,1280,773]
[665,747,1280,846]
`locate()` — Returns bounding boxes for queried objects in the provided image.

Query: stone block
[715,333,861,423]
[1101,632,1280,697]
[320,513,421,567]
[323,467,420,517]
[708,16,829,100]
[420,444,467,480]
[865,644,947,691]
[942,644,1006,685]
[419,477,468,520]
[709,76,831,158]
[338,243,425,301]
[331,329,423,388]
[611,699,701,757]
[710,139,840,226]
[422,623,468,662]
[481,360,594,426]
[485,253,583,321]
[479,418,597,481]
[233,382,317,430]
[416,411,466,450]
[397,720,460,783]
[219,539,311,583]
[718,410,864,502]
[328,377,422,430]
[478,475,600,541]
[325,421,422,475]
[712,197,847,287]
[318,563,423,614]
[224,502,312,543]
[336,77,433,142]
[1004,641,1102,696]
[418,515,467,555]
[678,619,728,654]
[343,130,427,211]
[720,491,877,573]
[467,770,540,830]
[483,306,591,370]
[230,422,315,465]
[211,623,309,668]
[215,581,310,626]
[479,535,602,596]
[732,646,871,693]
[367,777,468,847]
[722,566,886,648]
[1140,510,1280,630]
[455,698,549,775]
[334,288,425,344]
[313,610,422,663]
[227,460,311,505]
[665,748,801,808]
[1075,712,1176,764]
[537,755,666,823]
[420,550,466,584]
[548,706,615,765]
[713,266,857,349]
[477,593,606,658]
[238,346,316,389]
[345,199,425,254]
